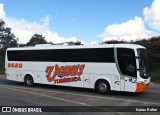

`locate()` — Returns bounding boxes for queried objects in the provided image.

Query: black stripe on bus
[7,48,115,63]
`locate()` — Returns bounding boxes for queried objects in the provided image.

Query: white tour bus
[5,44,150,94]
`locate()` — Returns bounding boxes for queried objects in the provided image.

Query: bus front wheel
[24,75,34,87]
[95,80,110,94]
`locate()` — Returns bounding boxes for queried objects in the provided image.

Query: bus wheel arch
[24,74,34,87]
[95,79,111,94]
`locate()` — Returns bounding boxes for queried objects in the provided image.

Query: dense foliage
[0,19,18,56]
[134,37,160,71]
[26,34,47,46]
[0,19,18,71]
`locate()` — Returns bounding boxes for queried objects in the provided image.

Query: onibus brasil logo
[45,64,85,84]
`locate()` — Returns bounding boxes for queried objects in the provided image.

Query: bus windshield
[137,48,149,79]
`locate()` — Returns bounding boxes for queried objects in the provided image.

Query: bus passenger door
[116,48,137,92]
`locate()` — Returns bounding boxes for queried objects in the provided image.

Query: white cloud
[99,0,160,42]
[99,16,159,42]
[143,0,160,31]
[0,4,82,44]
[0,4,5,19]
[1,0,160,44]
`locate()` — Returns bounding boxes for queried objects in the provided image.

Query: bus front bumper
[135,83,150,92]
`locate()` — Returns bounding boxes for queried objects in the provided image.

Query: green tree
[0,19,18,74]
[134,37,160,71]
[26,34,47,46]
[0,19,18,56]
[103,40,127,44]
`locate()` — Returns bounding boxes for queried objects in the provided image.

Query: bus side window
[117,48,137,77]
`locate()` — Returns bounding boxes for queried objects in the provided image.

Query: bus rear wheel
[95,80,110,94]
[25,75,34,87]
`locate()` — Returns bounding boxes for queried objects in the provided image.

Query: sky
[0,0,160,44]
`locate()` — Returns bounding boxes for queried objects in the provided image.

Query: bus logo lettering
[45,64,85,84]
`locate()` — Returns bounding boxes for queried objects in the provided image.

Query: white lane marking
[0,85,85,105]
[0,85,126,115]
[1,84,160,106]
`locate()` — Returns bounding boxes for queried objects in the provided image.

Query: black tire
[24,75,34,87]
[95,80,110,94]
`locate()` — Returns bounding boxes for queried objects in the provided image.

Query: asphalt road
[0,75,160,115]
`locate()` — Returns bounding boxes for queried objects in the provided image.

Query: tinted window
[7,48,115,63]
[117,48,137,77]
[137,49,149,79]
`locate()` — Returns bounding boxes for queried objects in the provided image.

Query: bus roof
[7,44,145,51]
